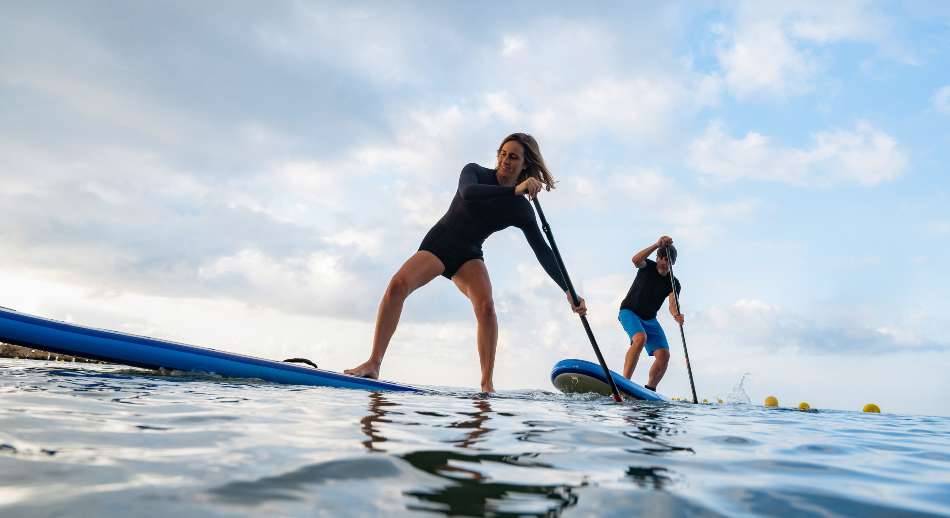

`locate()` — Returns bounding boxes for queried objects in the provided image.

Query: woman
[345,133,586,392]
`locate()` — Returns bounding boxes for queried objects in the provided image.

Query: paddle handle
[532,198,623,403]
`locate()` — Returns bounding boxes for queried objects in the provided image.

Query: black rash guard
[418,163,568,290]
[619,259,681,320]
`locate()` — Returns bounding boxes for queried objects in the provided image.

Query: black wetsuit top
[619,259,681,320]
[419,163,567,290]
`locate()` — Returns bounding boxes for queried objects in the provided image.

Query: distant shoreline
[0,342,104,364]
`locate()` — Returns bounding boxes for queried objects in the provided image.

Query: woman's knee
[472,297,496,322]
[385,274,412,302]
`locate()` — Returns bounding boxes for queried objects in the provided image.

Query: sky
[2,1,948,416]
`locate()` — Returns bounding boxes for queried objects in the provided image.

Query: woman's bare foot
[480,382,495,394]
[344,360,381,379]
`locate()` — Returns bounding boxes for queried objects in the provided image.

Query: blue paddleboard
[551,358,667,401]
[0,306,422,393]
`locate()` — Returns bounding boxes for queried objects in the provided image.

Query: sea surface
[1,358,948,517]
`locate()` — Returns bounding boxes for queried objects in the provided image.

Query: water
[1,359,948,517]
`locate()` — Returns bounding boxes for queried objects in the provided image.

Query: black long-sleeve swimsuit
[418,163,568,290]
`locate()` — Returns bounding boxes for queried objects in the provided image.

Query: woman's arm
[458,163,517,201]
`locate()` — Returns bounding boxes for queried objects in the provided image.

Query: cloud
[687,120,907,186]
[224,160,349,224]
[714,21,816,98]
[781,1,890,43]
[601,167,760,246]
[322,229,384,259]
[934,85,950,114]
[711,1,894,98]
[421,14,718,150]
[929,220,950,235]
[501,35,526,57]
[0,3,714,260]
[197,249,374,318]
[0,12,294,169]
[251,3,465,88]
[558,77,689,140]
[696,298,950,355]
[0,137,400,318]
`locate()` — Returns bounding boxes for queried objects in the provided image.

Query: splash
[725,373,752,404]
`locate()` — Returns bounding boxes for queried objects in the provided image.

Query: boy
[618,235,683,392]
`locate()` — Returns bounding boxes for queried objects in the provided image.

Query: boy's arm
[632,235,672,268]
[668,291,684,324]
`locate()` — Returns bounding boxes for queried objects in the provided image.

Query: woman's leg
[345,251,444,378]
[451,259,497,393]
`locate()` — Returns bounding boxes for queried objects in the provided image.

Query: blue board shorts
[618,309,669,356]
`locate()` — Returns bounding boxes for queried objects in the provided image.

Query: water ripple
[1,359,948,517]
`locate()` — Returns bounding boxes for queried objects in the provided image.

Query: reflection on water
[360,394,498,453]
[360,392,396,452]
[209,457,403,505]
[401,450,579,517]
[364,393,696,516]
[360,393,579,516]
[625,465,676,490]
[449,397,494,450]
[622,407,696,457]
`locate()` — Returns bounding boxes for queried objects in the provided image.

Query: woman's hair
[497,132,556,191]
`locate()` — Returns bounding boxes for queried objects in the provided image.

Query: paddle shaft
[666,254,698,404]
[531,198,623,403]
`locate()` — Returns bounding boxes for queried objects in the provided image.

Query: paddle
[665,247,698,404]
[531,198,623,403]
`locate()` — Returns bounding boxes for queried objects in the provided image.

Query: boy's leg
[623,332,646,379]
[641,319,671,391]
[619,309,648,379]
[646,348,670,390]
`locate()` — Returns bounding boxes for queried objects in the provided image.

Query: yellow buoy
[702,398,709,404]
[764,396,779,407]
[798,402,810,411]
[863,403,881,413]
